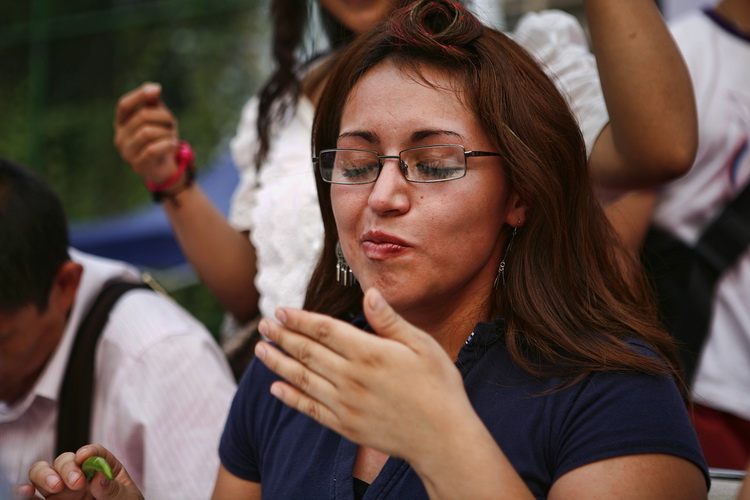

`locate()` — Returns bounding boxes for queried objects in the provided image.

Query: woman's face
[317,0,398,34]
[331,61,526,322]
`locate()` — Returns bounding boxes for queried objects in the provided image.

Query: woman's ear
[504,191,528,227]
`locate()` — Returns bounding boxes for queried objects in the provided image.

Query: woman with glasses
[27,2,707,498]
[216,3,707,497]
[113,0,697,348]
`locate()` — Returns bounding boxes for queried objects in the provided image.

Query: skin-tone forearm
[409,410,534,500]
[604,189,658,254]
[585,0,698,190]
[114,82,259,323]
[211,465,262,500]
[160,183,260,323]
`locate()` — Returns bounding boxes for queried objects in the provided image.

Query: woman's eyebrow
[338,131,379,144]
[411,129,464,142]
[338,129,464,144]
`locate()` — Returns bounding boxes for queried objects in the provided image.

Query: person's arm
[604,189,658,254]
[549,453,706,500]
[211,465,261,500]
[114,83,259,323]
[585,0,698,191]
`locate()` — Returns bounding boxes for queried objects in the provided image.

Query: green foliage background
[1,0,271,338]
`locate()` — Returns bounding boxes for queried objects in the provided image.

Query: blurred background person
[0,158,236,499]
[606,0,750,473]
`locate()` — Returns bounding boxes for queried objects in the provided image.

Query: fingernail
[77,446,94,460]
[68,471,82,484]
[270,383,282,398]
[275,308,287,323]
[99,475,111,487]
[144,82,161,94]
[255,342,267,360]
[44,475,60,490]
[258,319,269,337]
[368,289,385,312]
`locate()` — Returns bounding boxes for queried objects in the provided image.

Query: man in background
[0,158,236,499]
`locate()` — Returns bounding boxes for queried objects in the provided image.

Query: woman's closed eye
[412,160,463,180]
[341,161,380,180]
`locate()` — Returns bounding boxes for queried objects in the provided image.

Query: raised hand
[254,288,477,464]
[113,82,180,185]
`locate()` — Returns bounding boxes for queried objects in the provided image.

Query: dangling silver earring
[494,224,519,289]
[335,241,357,287]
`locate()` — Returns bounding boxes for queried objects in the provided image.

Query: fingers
[363,288,430,348]
[363,288,398,336]
[75,445,125,482]
[54,452,88,490]
[115,106,176,156]
[114,83,179,182]
[88,472,141,500]
[13,483,37,499]
[114,82,162,126]
[255,339,346,433]
[269,379,342,431]
[27,456,76,497]
[75,445,143,500]
[23,446,142,500]
[259,316,350,370]
[254,339,339,405]
[268,308,366,360]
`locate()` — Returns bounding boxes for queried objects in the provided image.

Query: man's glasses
[313,144,501,184]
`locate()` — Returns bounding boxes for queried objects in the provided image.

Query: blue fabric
[69,150,239,269]
[219,316,709,499]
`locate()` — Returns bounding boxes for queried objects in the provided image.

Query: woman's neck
[401,299,493,360]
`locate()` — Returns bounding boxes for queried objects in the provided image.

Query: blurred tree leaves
[0,0,269,219]
[0,0,270,337]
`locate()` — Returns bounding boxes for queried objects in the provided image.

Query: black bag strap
[694,181,750,273]
[56,280,151,455]
[643,180,750,382]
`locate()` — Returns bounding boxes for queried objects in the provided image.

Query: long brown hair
[304,0,688,400]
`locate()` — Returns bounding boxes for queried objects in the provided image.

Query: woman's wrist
[409,408,534,500]
[147,141,196,204]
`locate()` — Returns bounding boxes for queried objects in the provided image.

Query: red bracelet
[145,141,195,192]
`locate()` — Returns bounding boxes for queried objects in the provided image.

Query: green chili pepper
[82,456,114,482]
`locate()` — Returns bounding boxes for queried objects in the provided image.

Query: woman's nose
[367,159,411,216]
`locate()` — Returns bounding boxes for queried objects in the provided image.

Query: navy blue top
[219,316,709,499]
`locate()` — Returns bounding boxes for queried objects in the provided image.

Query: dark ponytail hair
[254,0,355,169]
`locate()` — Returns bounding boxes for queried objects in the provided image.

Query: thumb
[141,81,162,105]
[363,288,415,343]
[90,474,142,500]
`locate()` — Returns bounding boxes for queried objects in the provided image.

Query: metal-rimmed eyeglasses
[313,144,501,184]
